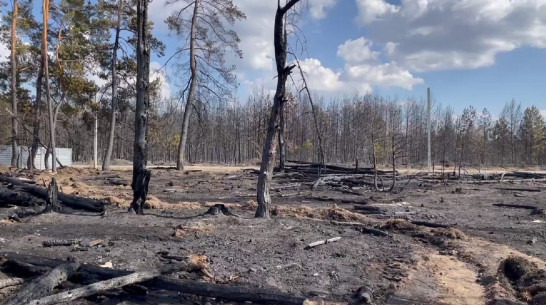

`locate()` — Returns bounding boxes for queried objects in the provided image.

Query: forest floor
[0,164,545,305]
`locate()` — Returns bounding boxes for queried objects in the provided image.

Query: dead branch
[26,271,160,305]
[495,187,541,193]
[305,237,341,250]
[493,203,539,210]
[410,220,451,229]
[0,175,104,213]
[0,253,312,305]
[2,262,80,305]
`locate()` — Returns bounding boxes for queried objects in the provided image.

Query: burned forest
[1,0,546,305]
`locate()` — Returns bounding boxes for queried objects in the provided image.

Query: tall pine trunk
[42,0,55,172]
[10,0,18,167]
[176,0,199,171]
[28,61,44,170]
[255,0,300,218]
[102,0,123,171]
[130,0,150,214]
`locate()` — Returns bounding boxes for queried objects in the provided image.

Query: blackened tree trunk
[10,0,18,168]
[102,0,123,171]
[130,0,150,214]
[176,0,199,171]
[255,0,300,218]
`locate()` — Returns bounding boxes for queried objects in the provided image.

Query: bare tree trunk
[102,0,123,171]
[176,0,199,171]
[388,135,396,192]
[10,0,18,168]
[42,0,55,173]
[255,0,300,218]
[372,135,381,191]
[130,0,150,214]
[278,100,285,171]
[28,62,44,170]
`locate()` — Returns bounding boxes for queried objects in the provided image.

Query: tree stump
[45,178,61,213]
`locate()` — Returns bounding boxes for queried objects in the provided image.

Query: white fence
[0,146,72,169]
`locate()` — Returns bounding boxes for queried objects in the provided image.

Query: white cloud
[355,0,546,72]
[355,0,399,24]
[343,62,423,90]
[297,58,343,91]
[337,37,379,63]
[151,61,172,100]
[540,109,546,118]
[309,0,337,19]
[295,57,422,95]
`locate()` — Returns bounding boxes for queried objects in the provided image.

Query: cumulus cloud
[309,0,337,19]
[342,62,423,90]
[295,56,422,95]
[355,0,399,24]
[541,109,546,118]
[355,0,546,72]
[337,37,379,63]
[151,61,172,100]
[296,58,343,91]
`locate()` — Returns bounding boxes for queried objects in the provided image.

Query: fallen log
[1,259,51,277]
[326,220,389,237]
[410,220,451,229]
[493,203,538,210]
[0,278,23,289]
[0,253,311,305]
[305,237,341,250]
[353,205,384,215]
[2,262,80,305]
[26,271,160,305]
[0,175,104,213]
[495,187,541,192]
[0,189,42,207]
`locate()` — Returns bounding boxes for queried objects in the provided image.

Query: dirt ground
[0,165,545,305]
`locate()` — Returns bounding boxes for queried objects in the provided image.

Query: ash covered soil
[0,165,545,305]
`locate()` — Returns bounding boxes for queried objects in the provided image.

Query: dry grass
[174,222,214,238]
[272,205,371,223]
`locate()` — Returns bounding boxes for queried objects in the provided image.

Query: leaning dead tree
[255,0,301,218]
[129,0,151,214]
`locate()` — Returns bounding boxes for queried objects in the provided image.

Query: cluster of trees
[0,0,544,215]
[141,92,546,170]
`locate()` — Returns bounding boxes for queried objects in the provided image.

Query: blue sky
[153,0,546,117]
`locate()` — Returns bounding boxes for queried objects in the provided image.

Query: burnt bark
[131,0,150,214]
[2,262,80,305]
[255,0,301,218]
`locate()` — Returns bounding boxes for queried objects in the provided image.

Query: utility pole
[427,87,432,174]
[94,115,98,169]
